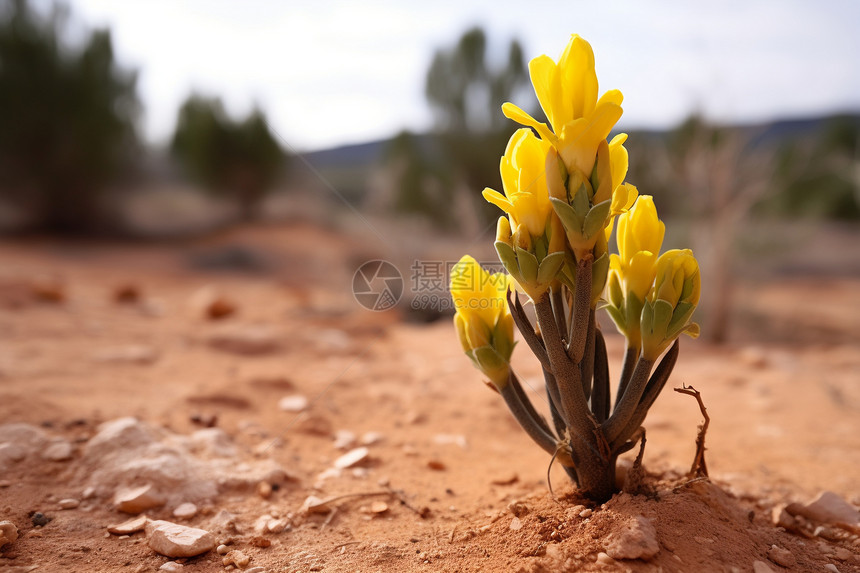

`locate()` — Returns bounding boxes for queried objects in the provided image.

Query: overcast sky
[65,0,860,152]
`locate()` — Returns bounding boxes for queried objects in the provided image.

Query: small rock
[114,484,166,514]
[580,509,593,518]
[223,549,251,568]
[257,482,272,499]
[361,431,384,446]
[266,518,289,534]
[333,430,357,450]
[795,491,860,527]
[0,443,27,463]
[41,440,73,461]
[824,565,840,573]
[278,395,309,413]
[108,515,148,535]
[58,498,80,510]
[509,517,522,531]
[0,480,11,487]
[767,545,796,568]
[427,460,446,471]
[833,547,853,561]
[159,562,184,571]
[253,515,272,534]
[216,544,230,555]
[508,501,530,518]
[114,284,141,303]
[249,536,271,548]
[208,326,279,355]
[0,520,18,547]
[433,433,468,448]
[772,505,797,530]
[604,515,659,561]
[753,561,776,573]
[490,473,518,486]
[146,520,216,558]
[208,510,238,533]
[206,297,237,320]
[596,552,615,565]
[334,447,369,469]
[94,345,158,364]
[300,496,330,514]
[30,512,51,527]
[370,501,389,514]
[173,503,198,519]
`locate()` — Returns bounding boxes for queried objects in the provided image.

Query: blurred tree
[768,115,860,219]
[663,115,775,344]
[170,95,286,221]
[0,0,139,233]
[385,27,531,232]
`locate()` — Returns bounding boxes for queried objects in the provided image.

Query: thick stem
[507,290,551,372]
[543,370,567,440]
[551,286,567,343]
[567,257,593,363]
[572,453,617,503]
[580,310,596,402]
[602,356,654,444]
[500,377,558,457]
[510,370,555,439]
[534,297,594,438]
[591,329,611,423]
[614,345,639,409]
[610,340,679,451]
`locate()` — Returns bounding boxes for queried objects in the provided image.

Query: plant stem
[580,309,596,401]
[500,374,559,457]
[602,356,654,445]
[510,370,554,439]
[507,290,551,371]
[534,296,593,437]
[615,345,639,408]
[591,329,611,423]
[567,257,593,363]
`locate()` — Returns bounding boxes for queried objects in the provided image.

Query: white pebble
[278,395,308,412]
[58,498,80,510]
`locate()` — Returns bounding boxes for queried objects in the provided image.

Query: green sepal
[550,197,584,237]
[590,251,610,303]
[473,345,509,387]
[537,251,565,285]
[652,299,674,344]
[495,241,519,276]
[583,199,612,240]
[605,304,627,336]
[667,301,695,338]
[516,247,539,284]
[571,179,590,217]
[492,322,515,361]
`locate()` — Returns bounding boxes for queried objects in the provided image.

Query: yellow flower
[604,195,664,348]
[502,34,623,179]
[616,196,664,301]
[641,249,701,361]
[450,255,515,387]
[482,128,554,237]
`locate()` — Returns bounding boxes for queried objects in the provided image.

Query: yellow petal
[501,102,557,144]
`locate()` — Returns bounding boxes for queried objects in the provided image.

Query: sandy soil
[0,222,858,572]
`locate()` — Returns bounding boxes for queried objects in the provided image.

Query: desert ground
[0,219,858,572]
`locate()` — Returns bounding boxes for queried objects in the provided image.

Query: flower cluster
[449,35,703,502]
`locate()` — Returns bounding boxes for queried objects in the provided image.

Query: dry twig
[674,384,709,477]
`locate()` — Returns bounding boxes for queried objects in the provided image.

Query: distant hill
[301,112,860,169]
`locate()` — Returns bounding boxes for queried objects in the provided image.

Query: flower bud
[641,249,701,361]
